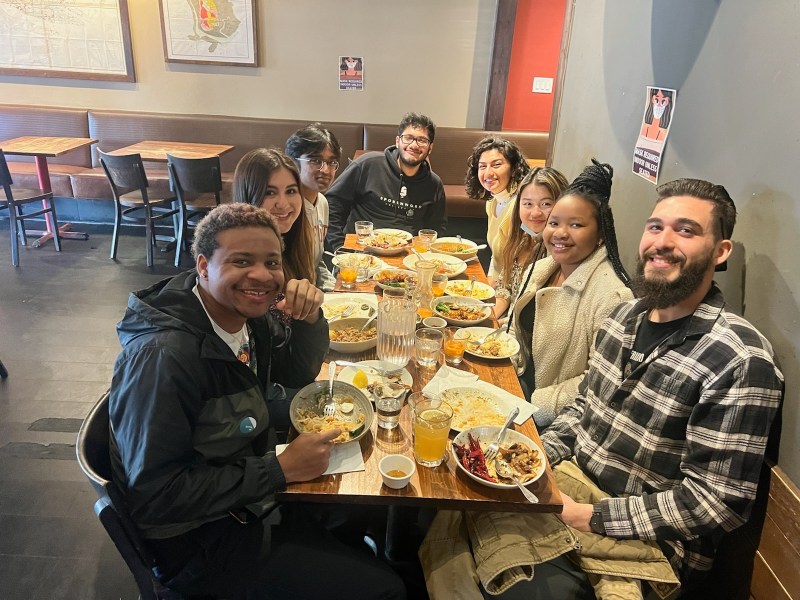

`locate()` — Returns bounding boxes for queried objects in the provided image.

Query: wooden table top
[108,140,235,162]
[278,234,563,513]
[0,136,97,157]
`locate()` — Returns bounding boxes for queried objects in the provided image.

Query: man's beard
[399,150,426,168]
[633,249,713,310]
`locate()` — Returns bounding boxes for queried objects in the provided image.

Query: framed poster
[159,0,258,67]
[339,56,364,91]
[0,0,135,82]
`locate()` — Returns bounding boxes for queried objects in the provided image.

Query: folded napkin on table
[276,440,365,475]
[422,365,536,426]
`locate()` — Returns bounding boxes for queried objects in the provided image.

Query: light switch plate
[532,77,553,94]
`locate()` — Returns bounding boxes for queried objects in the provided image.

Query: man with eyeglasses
[325,112,446,253]
[285,123,342,291]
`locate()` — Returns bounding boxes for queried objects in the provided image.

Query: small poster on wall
[339,56,364,91]
[632,87,677,184]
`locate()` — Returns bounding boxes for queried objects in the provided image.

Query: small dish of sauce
[386,469,406,478]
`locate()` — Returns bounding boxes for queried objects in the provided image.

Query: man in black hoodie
[325,112,447,252]
[109,204,405,599]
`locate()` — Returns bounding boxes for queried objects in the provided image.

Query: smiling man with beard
[420,178,783,600]
[324,112,446,253]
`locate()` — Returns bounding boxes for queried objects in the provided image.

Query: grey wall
[553,0,800,482]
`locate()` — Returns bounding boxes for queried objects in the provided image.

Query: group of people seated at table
[107,111,784,599]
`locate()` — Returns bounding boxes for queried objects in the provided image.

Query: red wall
[502,0,567,132]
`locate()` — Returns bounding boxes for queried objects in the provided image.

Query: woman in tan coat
[510,159,633,427]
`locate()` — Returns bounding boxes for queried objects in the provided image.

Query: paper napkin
[276,440,365,475]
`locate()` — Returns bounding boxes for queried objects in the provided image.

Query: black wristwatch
[589,508,606,535]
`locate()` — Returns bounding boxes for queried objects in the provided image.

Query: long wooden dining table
[277,234,563,515]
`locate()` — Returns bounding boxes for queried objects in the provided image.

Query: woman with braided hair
[509,159,634,428]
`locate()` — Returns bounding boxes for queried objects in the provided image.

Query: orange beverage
[340,266,358,288]
[444,327,467,365]
[432,274,448,297]
[412,235,431,253]
[413,402,453,467]
[417,307,433,319]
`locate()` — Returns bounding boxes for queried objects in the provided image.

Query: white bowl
[422,316,447,330]
[431,237,479,260]
[403,252,468,277]
[431,295,492,327]
[372,268,417,291]
[328,317,378,353]
[379,454,416,489]
[364,228,412,255]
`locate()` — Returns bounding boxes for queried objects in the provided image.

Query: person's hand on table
[557,491,593,532]
[277,429,341,482]
[277,278,324,323]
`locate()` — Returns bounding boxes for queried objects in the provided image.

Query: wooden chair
[166,154,222,268]
[0,149,62,267]
[99,150,179,268]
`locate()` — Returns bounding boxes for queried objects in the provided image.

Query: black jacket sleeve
[325,161,362,253]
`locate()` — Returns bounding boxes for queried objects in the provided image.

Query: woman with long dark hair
[233,148,317,284]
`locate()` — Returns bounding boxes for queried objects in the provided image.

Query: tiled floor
[0,222,182,600]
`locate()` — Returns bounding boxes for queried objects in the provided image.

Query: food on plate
[466,334,513,357]
[369,231,409,249]
[295,392,366,442]
[368,376,410,399]
[435,302,490,322]
[322,302,355,319]
[440,388,505,430]
[453,432,495,482]
[374,269,415,288]
[424,258,460,276]
[432,241,474,254]
[333,253,380,269]
[445,280,493,300]
[352,369,369,389]
[329,325,377,343]
[453,433,541,483]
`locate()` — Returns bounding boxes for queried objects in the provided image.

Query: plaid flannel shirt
[541,284,783,582]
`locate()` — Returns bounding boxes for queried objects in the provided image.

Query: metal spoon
[495,457,539,503]
[359,306,377,331]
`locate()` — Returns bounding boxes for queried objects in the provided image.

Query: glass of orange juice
[412,235,431,253]
[444,327,468,365]
[432,274,448,298]
[413,398,453,467]
[335,251,359,289]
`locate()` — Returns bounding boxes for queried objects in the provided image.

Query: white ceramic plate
[337,360,414,402]
[431,296,492,327]
[451,426,545,489]
[322,293,378,321]
[364,228,412,255]
[403,252,468,277]
[444,280,495,301]
[438,386,508,431]
[331,253,387,274]
[460,326,520,360]
[372,268,417,291]
[430,236,479,260]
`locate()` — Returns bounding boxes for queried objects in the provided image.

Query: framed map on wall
[0,0,135,82]
[158,0,258,67]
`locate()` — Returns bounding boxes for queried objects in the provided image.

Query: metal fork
[484,407,519,462]
[323,361,337,416]
[470,327,505,347]
[329,304,356,322]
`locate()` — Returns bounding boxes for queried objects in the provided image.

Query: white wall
[553,1,800,482]
[0,0,496,127]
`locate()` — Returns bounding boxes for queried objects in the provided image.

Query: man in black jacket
[325,112,447,252]
[110,204,405,599]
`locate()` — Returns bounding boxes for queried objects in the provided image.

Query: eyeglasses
[399,134,431,148]
[296,157,340,172]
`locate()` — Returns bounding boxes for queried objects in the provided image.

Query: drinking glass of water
[415,327,443,367]
[355,221,373,245]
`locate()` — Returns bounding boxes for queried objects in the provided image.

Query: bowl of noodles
[290,380,374,443]
[431,236,479,260]
[328,317,378,353]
